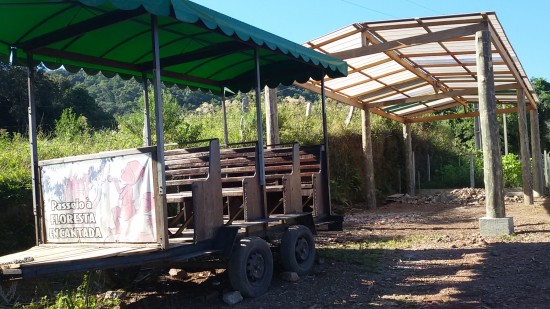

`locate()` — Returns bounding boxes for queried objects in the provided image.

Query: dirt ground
[6,196,550,308]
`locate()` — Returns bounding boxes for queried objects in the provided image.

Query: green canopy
[0,0,347,94]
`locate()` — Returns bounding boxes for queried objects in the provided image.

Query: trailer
[0,0,346,297]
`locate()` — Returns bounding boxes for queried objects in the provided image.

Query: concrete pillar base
[479,217,514,236]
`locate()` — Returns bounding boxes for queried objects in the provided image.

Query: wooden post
[398,169,402,193]
[221,87,229,146]
[517,88,533,205]
[530,109,544,197]
[403,123,415,196]
[544,150,549,190]
[427,154,431,182]
[503,113,508,155]
[469,151,475,188]
[151,15,169,248]
[345,106,354,127]
[476,28,505,218]
[27,53,42,245]
[412,151,416,190]
[361,108,376,208]
[264,86,280,147]
[474,105,481,150]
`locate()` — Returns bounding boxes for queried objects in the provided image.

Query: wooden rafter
[367,83,519,108]
[298,12,538,124]
[330,23,486,59]
[406,106,532,123]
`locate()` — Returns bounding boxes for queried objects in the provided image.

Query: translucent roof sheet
[301,12,539,123]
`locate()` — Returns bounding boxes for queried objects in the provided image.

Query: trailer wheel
[280,225,315,275]
[228,237,273,298]
[101,266,140,288]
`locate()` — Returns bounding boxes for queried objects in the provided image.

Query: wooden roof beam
[361,14,488,31]
[330,23,486,59]
[406,106,532,123]
[365,29,473,111]
[367,83,519,108]
[296,81,363,109]
[296,81,407,123]
[488,22,537,109]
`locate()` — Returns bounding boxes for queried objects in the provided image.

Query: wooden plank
[165,166,209,177]
[330,23,486,59]
[39,146,156,166]
[192,140,223,243]
[0,246,157,268]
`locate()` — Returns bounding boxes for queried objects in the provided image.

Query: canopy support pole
[321,75,332,212]
[403,123,414,196]
[517,88,533,205]
[361,108,376,208]
[142,73,152,147]
[151,14,168,248]
[27,53,42,245]
[221,86,229,146]
[530,109,544,197]
[254,48,266,187]
[254,48,267,218]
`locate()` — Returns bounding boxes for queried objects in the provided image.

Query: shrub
[501,153,522,188]
[54,108,90,140]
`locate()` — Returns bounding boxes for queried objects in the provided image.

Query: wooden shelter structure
[299,12,541,234]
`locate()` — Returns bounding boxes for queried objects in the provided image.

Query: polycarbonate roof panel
[347,53,390,69]
[302,12,539,122]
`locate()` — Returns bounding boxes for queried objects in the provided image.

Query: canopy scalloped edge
[79,0,348,79]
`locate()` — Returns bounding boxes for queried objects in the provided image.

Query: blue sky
[198,0,548,81]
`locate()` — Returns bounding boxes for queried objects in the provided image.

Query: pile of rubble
[385,188,524,206]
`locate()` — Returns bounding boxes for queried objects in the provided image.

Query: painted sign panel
[40,152,157,243]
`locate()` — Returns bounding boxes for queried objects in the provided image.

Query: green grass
[318,244,385,273]
[317,235,438,273]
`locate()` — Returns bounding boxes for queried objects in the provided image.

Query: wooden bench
[164,139,222,243]
[219,142,264,223]
[263,143,302,215]
[299,144,329,218]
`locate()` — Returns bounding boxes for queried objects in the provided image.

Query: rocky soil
[6,190,550,308]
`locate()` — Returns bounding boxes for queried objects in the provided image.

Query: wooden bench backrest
[164,140,223,242]
[220,144,258,185]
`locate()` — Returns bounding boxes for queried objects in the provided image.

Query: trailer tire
[228,237,273,298]
[101,266,140,288]
[280,225,315,275]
